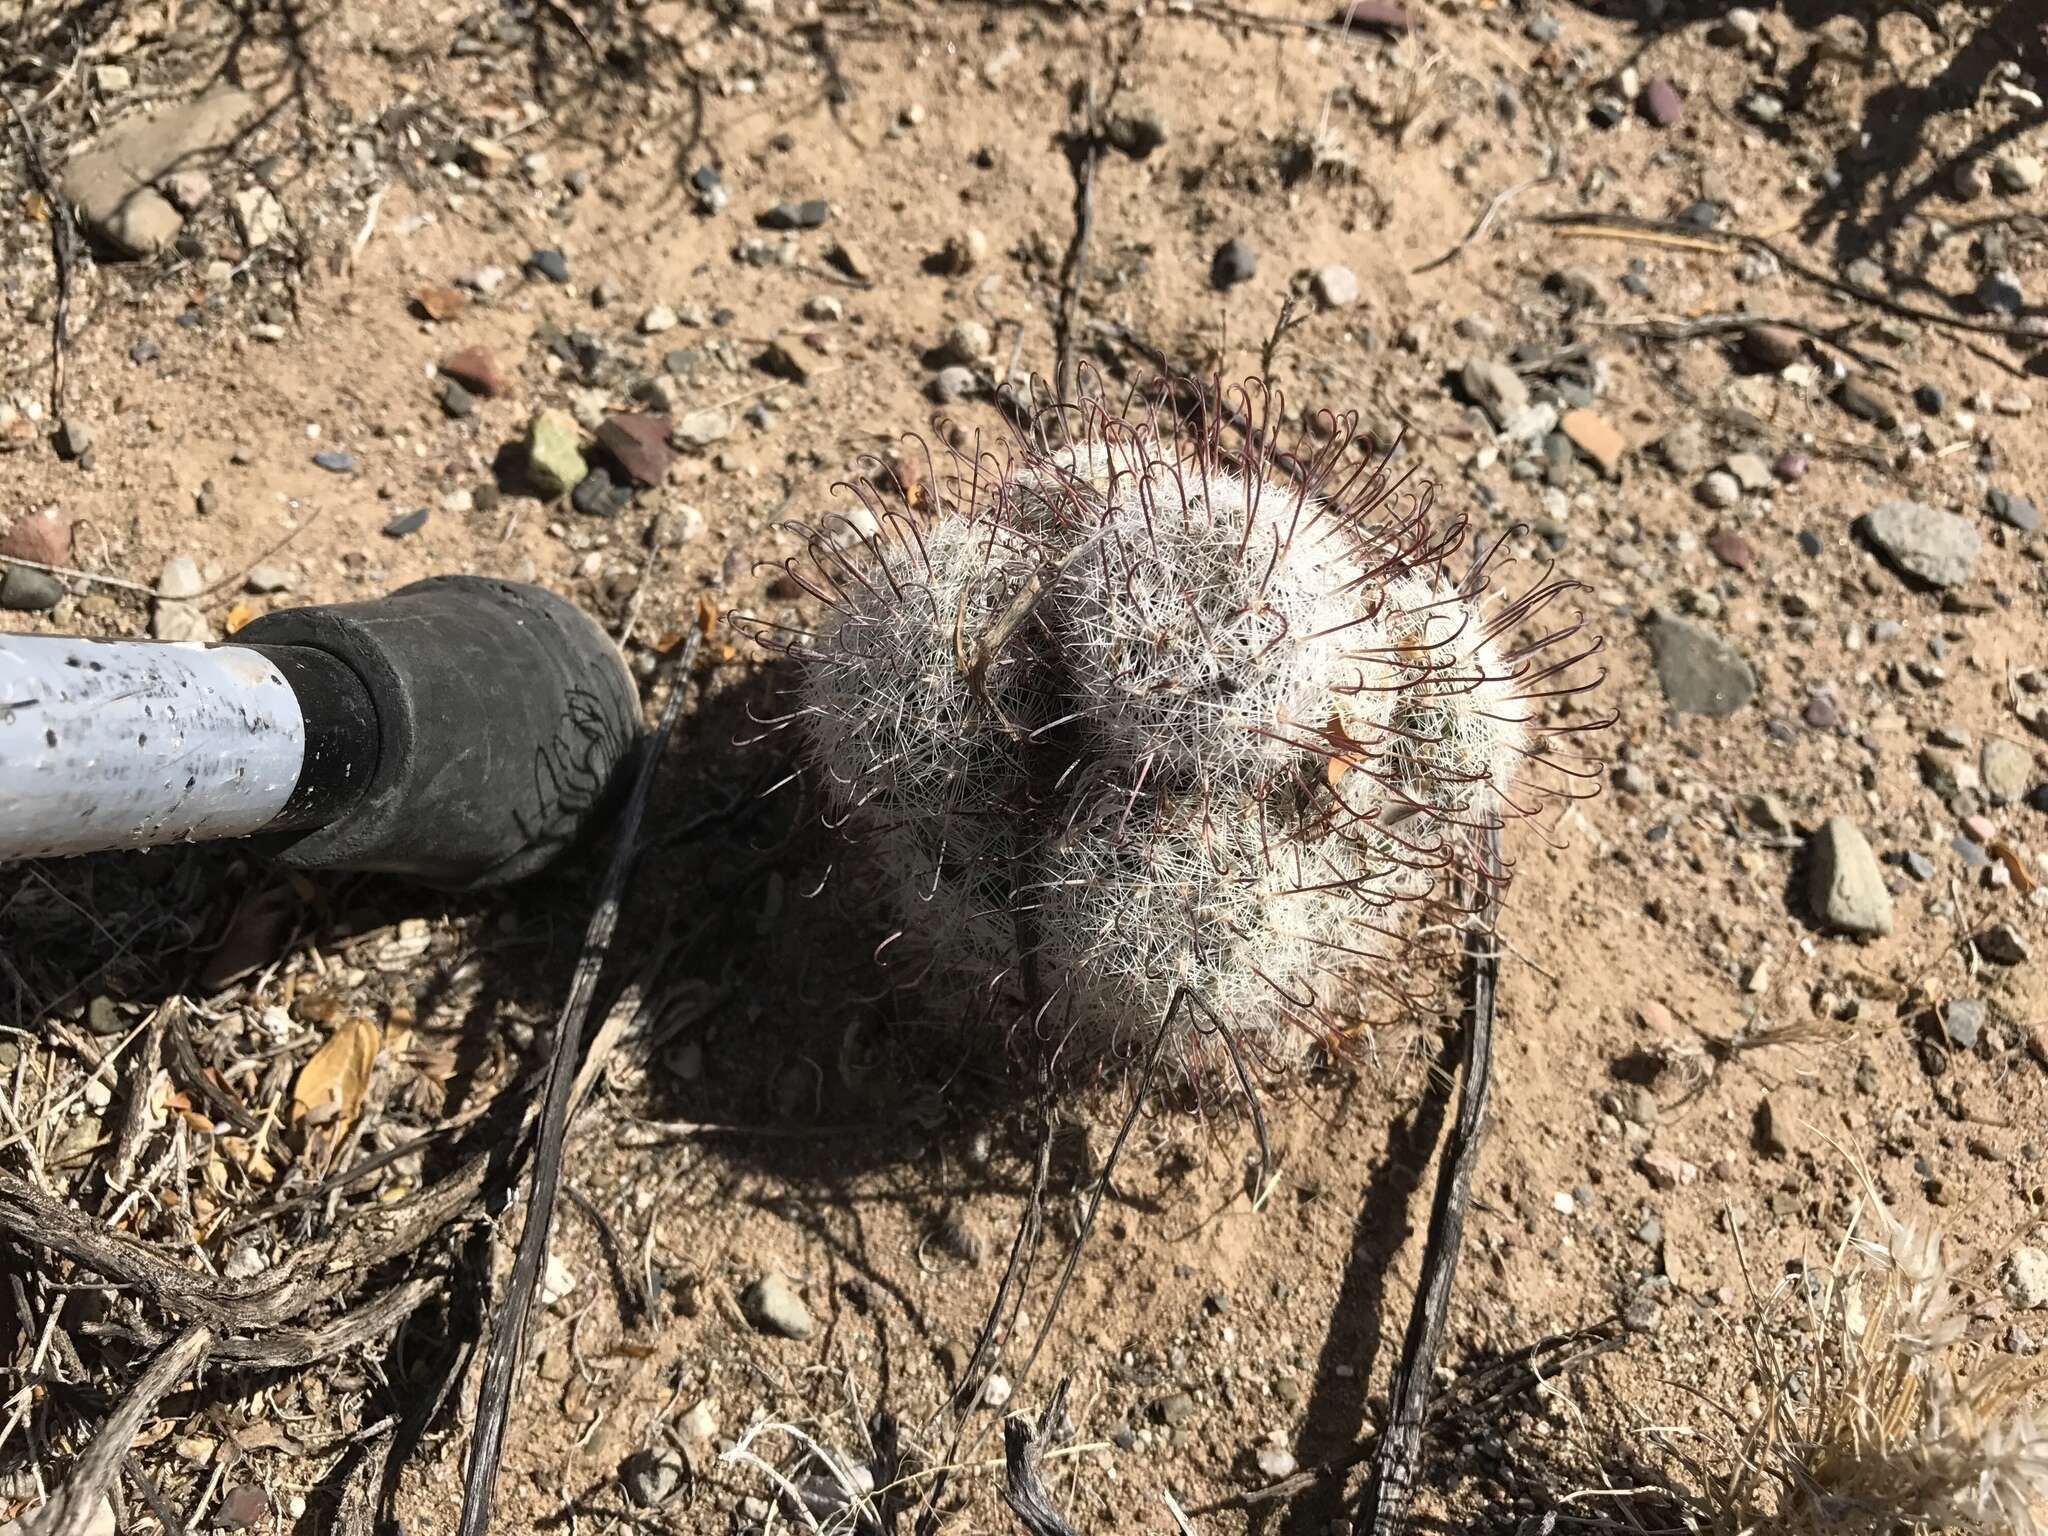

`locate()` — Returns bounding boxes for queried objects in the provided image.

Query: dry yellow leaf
[225,602,256,634]
[291,1016,379,1137]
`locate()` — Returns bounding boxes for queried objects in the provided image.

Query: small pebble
[1914,383,1946,415]
[1313,263,1360,308]
[313,449,355,474]
[929,365,977,404]
[1210,238,1257,289]
[1641,78,1683,127]
[1979,269,2024,316]
[760,199,830,230]
[526,248,570,283]
[381,507,427,538]
[1697,470,1739,509]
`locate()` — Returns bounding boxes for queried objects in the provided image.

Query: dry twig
[1357,825,1503,1535]
[22,1326,213,1536]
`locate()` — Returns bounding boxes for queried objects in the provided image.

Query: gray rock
[1979,269,2024,316]
[150,600,212,643]
[161,168,212,212]
[1945,998,1985,1049]
[1313,264,1360,308]
[244,564,292,594]
[157,556,204,600]
[1856,499,1982,588]
[1254,1446,1298,1479]
[1210,238,1257,289]
[760,199,829,230]
[1725,452,1772,492]
[1152,1392,1197,1427]
[54,419,93,459]
[2005,1246,2048,1310]
[672,408,732,449]
[232,185,283,248]
[1808,816,1893,937]
[929,365,977,404]
[1982,737,2034,805]
[1461,358,1532,432]
[620,1448,684,1508]
[1645,611,1756,718]
[1988,487,2042,533]
[527,248,570,283]
[61,89,254,257]
[938,319,991,366]
[742,1272,814,1339]
[0,566,63,611]
[1653,418,1712,475]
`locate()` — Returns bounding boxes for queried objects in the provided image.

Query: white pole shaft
[0,636,308,860]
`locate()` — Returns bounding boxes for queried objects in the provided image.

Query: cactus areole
[740,377,1605,1085]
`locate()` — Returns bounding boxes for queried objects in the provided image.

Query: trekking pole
[0,575,641,888]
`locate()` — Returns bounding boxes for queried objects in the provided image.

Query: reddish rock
[1773,450,1810,483]
[1804,689,1841,729]
[0,508,74,567]
[1642,78,1684,127]
[440,346,507,399]
[598,413,674,486]
[1331,0,1413,31]
[1559,407,1625,479]
[1707,527,1755,571]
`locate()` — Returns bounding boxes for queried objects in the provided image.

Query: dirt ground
[5,0,2048,1532]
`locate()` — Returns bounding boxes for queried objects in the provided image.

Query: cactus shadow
[1270,1031,1461,1535]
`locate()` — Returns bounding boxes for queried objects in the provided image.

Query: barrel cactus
[741,378,1603,1084]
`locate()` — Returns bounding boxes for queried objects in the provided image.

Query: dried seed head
[740,376,1606,1084]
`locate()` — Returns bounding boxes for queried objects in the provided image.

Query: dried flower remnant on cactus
[739,376,1606,1084]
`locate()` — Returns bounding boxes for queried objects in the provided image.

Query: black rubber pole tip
[235,576,641,889]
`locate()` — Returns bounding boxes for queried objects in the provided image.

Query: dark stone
[130,336,161,363]
[1953,835,1991,868]
[1902,850,1936,881]
[381,507,427,537]
[526,248,570,283]
[1833,378,1897,429]
[440,380,476,419]
[1989,487,2043,534]
[1978,269,2024,316]
[0,566,63,611]
[1914,383,1946,415]
[1797,530,1823,557]
[1210,237,1257,289]
[571,465,632,517]
[1677,199,1723,229]
[759,199,830,230]
[313,450,356,473]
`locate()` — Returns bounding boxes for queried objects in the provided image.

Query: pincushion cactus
[742,378,1603,1083]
